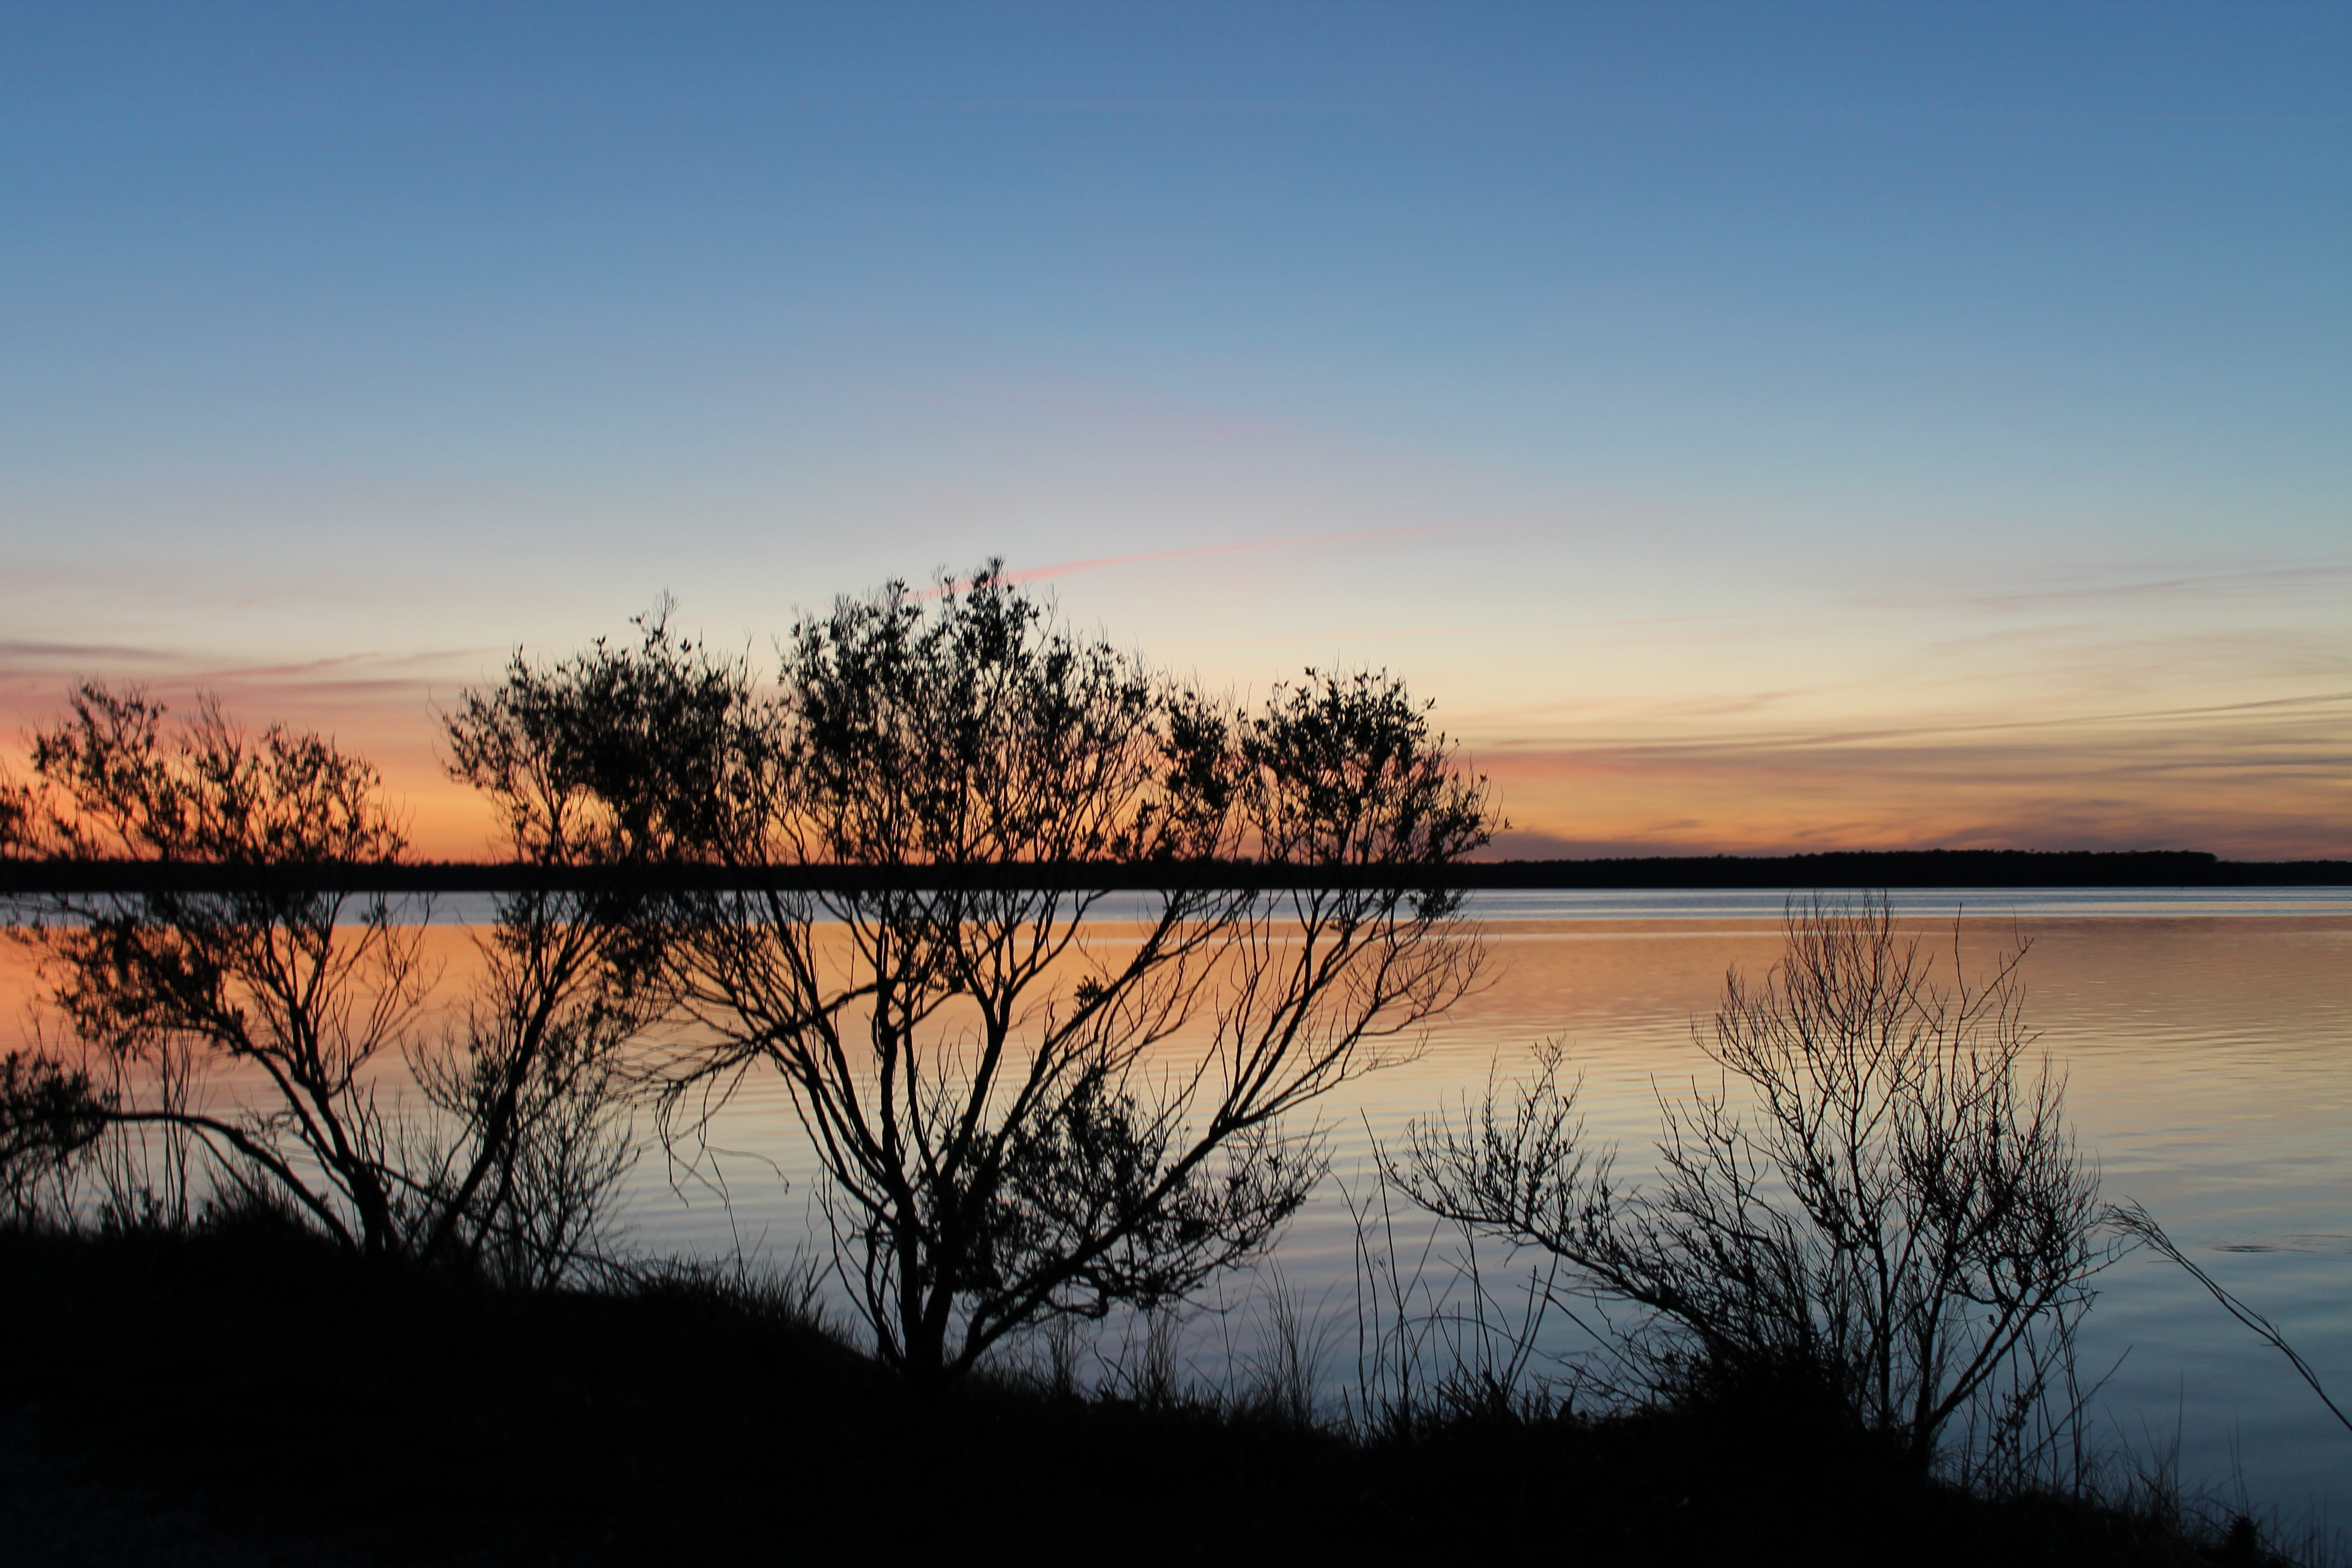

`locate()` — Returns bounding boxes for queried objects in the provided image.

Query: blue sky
[4,2,2345,855]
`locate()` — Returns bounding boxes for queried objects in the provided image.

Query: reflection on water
[6,889,2347,1515]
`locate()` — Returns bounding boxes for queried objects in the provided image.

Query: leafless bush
[407,977,642,1289]
[1337,1175,1563,1437]
[1387,894,2111,1468]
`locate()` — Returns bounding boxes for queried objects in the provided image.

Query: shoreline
[6,848,2348,895]
[0,1218,2304,1567]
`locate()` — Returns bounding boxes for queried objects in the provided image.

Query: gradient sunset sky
[4,3,2346,859]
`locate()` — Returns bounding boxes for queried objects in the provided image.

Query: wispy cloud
[1483,688,2352,759]
[1866,561,2352,616]
[0,640,179,667]
[1478,695,2351,860]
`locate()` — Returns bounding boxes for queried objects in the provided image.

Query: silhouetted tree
[10,686,429,1253]
[586,567,1495,1387]
[417,607,745,1284]
[9,660,701,1278]
[1388,894,2106,1467]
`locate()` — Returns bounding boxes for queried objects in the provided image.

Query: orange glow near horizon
[7,663,2345,864]
[4,547,2345,864]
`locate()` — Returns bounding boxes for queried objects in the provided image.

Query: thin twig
[2110,1199,2352,1439]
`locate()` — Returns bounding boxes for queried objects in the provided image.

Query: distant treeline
[1465,849,2352,889]
[6,847,2346,894]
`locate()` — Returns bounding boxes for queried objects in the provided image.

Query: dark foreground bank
[0,1216,2296,1568]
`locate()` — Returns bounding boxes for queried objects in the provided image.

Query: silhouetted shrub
[1389,893,2109,1471]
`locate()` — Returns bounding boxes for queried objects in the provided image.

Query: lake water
[7,886,2347,1522]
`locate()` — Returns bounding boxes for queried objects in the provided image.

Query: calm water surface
[636,888,2352,1518]
[7,888,2346,1515]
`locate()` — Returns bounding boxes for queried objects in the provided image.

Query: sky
[3,1,2346,860]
